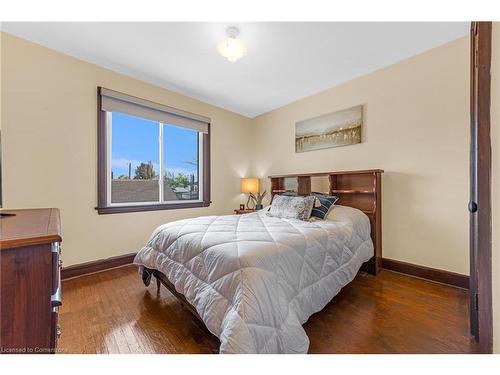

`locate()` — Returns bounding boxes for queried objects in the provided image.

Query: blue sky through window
[111,112,198,180]
[163,124,198,180]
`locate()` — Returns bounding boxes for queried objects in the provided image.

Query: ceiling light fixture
[217,26,247,63]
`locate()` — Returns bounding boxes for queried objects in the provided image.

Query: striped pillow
[310,193,339,220]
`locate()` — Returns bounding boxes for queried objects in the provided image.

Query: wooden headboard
[268,169,383,275]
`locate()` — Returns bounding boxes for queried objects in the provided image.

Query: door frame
[469,21,493,354]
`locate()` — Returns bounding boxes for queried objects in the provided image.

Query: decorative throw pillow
[270,191,296,205]
[268,195,316,221]
[310,193,339,220]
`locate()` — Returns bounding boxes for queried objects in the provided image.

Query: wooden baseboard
[62,252,137,280]
[62,253,469,290]
[382,258,469,289]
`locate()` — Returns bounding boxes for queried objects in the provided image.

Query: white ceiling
[1,22,469,117]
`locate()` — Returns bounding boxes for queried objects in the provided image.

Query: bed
[134,169,383,353]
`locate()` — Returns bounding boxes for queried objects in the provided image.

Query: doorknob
[468,201,478,213]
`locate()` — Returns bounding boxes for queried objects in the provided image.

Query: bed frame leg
[363,256,381,275]
[155,275,161,294]
[141,267,154,286]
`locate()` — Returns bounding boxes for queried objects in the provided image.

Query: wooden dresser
[0,208,62,354]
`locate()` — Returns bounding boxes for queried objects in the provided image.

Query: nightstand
[234,209,256,215]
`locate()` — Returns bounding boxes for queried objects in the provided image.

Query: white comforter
[134,205,373,353]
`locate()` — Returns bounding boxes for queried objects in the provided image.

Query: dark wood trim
[269,169,383,179]
[61,252,136,280]
[97,201,210,215]
[97,87,107,213]
[203,128,211,207]
[270,177,285,199]
[382,258,469,290]
[297,176,311,195]
[469,21,493,353]
[96,87,211,215]
[372,172,382,273]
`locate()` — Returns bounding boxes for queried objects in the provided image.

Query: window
[97,87,210,214]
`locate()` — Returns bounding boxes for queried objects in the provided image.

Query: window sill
[96,201,210,215]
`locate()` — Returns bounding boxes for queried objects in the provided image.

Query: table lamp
[240,178,260,209]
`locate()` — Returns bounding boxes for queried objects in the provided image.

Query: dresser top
[0,208,62,250]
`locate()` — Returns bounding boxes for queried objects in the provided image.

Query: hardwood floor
[58,265,478,354]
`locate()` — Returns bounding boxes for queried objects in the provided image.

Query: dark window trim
[96,87,211,215]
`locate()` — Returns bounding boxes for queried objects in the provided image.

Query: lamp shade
[240,178,260,194]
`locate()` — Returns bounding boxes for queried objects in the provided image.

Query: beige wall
[0,31,2,131]
[0,33,254,266]
[491,22,500,354]
[0,31,3,207]
[1,32,471,278]
[0,31,3,178]
[253,37,470,275]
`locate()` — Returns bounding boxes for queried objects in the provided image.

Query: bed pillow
[310,193,339,220]
[268,195,316,221]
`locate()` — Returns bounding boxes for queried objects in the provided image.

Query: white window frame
[106,111,204,207]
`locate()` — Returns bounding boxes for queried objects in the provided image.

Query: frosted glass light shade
[217,37,247,62]
[240,178,260,194]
